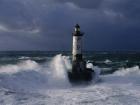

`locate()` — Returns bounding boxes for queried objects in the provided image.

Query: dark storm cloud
[103,0,140,21]
[0,0,41,33]
[0,0,140,50]
[53,0,103,9]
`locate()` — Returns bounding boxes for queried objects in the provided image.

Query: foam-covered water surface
[0,51,140,105]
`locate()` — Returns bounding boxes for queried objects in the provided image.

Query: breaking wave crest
[0,60,39,74]
[46,54,71,87]
[114,66,140,76]
[102,66,140,86]
[0,54,102,92]
[87,62,101,81]
[104,59,112,64]
[0,54,71,92]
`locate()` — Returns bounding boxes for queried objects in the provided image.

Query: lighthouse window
[78,28,80,31]
[75,28,80,32]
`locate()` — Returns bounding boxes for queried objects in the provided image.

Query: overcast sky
[0,0,140,51]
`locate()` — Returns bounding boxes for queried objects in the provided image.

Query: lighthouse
[72,24,83,62]
[68,24,94,82]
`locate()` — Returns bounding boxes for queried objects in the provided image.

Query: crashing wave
[104,59,112,64]
[114,66,140,76]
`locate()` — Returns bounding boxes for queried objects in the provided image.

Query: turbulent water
[0,51,140,105]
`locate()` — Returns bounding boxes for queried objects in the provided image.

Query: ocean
[0,51,140,105]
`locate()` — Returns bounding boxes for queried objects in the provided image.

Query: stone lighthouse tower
[68,24,93,82]
[72,24,83,62]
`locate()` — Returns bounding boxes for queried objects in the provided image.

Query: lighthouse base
[67,61,94,83]
[68,69,94,83]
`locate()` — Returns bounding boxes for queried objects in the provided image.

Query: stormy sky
[0,0,140,51]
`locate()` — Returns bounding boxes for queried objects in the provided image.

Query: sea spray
[48,54,71,87]
[86,62,101,82]
[0,61,47,92]
[114,66,140,76]
[0,60,39,74]
[104,59,112,64]
[102,66,140,86]
[0,52,140,105]
[63,56,72,71]
[0,54,104,92]
[0,54,72,91]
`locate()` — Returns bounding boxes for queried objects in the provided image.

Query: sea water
[0,51,140,105]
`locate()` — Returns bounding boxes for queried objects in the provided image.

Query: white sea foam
[18,56,30,60]
[87,62,101,81]
[0,56,140,105]
[47,54,70,87]
[104,59,112,64]
[0,54,103,91]
[102,66,140,86]
[0,54,72,91]
[0,60,39,74]
[63,56,72,71]
[114,66,140,76]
